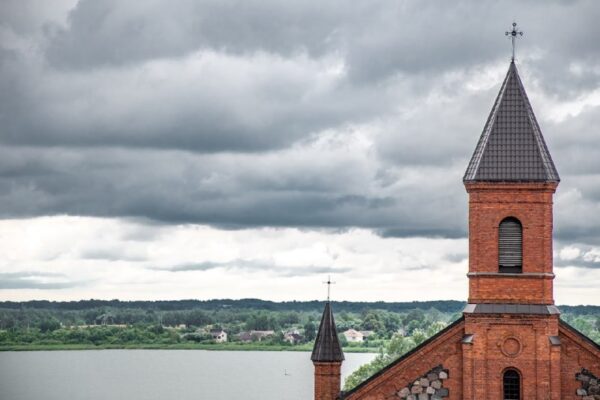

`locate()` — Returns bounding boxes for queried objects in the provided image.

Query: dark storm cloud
[0,145,468,235]
[42,0,600,81]
[154,259,351,277]
[0,50,382,153]
[1,0,600,241]
[0,272,84,290]
[4,0,600,153]
[44,0,345,68]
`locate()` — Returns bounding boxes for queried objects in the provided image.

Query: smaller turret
[311,301,344,400]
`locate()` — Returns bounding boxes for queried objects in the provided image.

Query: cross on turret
[505,22,523,62]
[322,275,335,302]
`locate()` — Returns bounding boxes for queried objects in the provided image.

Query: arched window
[499,217,522,273]
[503,369,521,400]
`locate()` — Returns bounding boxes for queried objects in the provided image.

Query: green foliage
[361,311,385,332]
[245,312,279,331]
[39,318,61,333]
[344,320,446,391]
[0,301,597,358]
[304,320,316,342]
[385,334,416,357]
[411,329,428,346]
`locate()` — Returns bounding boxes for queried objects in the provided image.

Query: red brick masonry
[465,182,557,305]
[314,362,342,400]
[333,180,600,400]
[341,317,600,399]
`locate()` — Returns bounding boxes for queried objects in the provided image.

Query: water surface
[0,350,375,400]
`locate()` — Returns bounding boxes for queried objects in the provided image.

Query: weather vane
[505,22,523,62]
[322,275,336,302]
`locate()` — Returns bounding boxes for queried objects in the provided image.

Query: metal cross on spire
[505,22,524,62]
[322,275,336,302]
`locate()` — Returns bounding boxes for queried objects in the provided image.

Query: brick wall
[559,322,600,399]
[314,362,342,400]
[465,182,557,304]
[463,313,561,400]
[344,320,465,400]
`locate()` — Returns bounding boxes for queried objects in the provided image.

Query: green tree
[344,334,417,391]
[402,309,425,326]
[412,329,427,346]
[386,334,416,357]
[304,320,316,342]
[39,318,60,333]
[361,311,384,332]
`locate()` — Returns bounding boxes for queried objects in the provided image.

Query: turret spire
[311,300,344,400]
[463,61,559,182]
[311,301,344,362]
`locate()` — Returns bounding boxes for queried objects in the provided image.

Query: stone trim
[575,368,600,398]
[466,272,554,278]
[396,365,449,400]
[463,303,560,315]
[340,318,464,399]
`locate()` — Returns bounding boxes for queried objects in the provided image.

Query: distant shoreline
[0,343,379,352]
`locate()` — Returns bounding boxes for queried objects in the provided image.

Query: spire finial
[505,22,523,62]
[322,275,336,302]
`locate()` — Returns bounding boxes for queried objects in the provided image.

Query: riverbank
[0,343,380,352]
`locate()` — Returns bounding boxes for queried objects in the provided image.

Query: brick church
[310,58,600,399]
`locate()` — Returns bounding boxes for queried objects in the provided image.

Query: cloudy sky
[1,0,600,304]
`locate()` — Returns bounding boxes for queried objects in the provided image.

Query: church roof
[311,301,344,362]
[341,317,465,398]
[463,61,560,183]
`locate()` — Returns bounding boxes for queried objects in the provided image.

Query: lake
[0,350,376,400]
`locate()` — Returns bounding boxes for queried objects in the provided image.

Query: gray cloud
[1,0,600,243]
[42,0,600,84]
[154,259,351,277]
[44,0,344,69]
[0,145,468,236]
[0,272,85,290]
[555,244,600,269]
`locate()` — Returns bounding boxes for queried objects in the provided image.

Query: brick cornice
[467,272,555,279]
[464,182,558,193]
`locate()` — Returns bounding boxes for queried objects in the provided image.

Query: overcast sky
[1,0,600,304]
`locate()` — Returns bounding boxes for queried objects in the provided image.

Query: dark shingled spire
[311,302,344,362]
[464,62,560,182]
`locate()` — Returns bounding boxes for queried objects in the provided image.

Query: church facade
[311,60,600,400]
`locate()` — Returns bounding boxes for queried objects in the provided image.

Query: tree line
[0,300,597,352]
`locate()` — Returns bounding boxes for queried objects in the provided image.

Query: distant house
[251,330,275,341]
[237,330,275,342]
[284,331,304,345]
[359,330,375,339]
[342,329,364,343]
[238,331,253,343]
[210,329,227,343]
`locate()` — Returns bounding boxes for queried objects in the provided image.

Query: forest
[0,299,597,353]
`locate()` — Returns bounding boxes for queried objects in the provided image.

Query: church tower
[312,301,344,400]
[314,24,600,400]
[463,60,560,307]
[461,59,563,399]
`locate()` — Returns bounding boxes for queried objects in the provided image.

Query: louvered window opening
[499,218,522,273]
[503,369,521,400]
